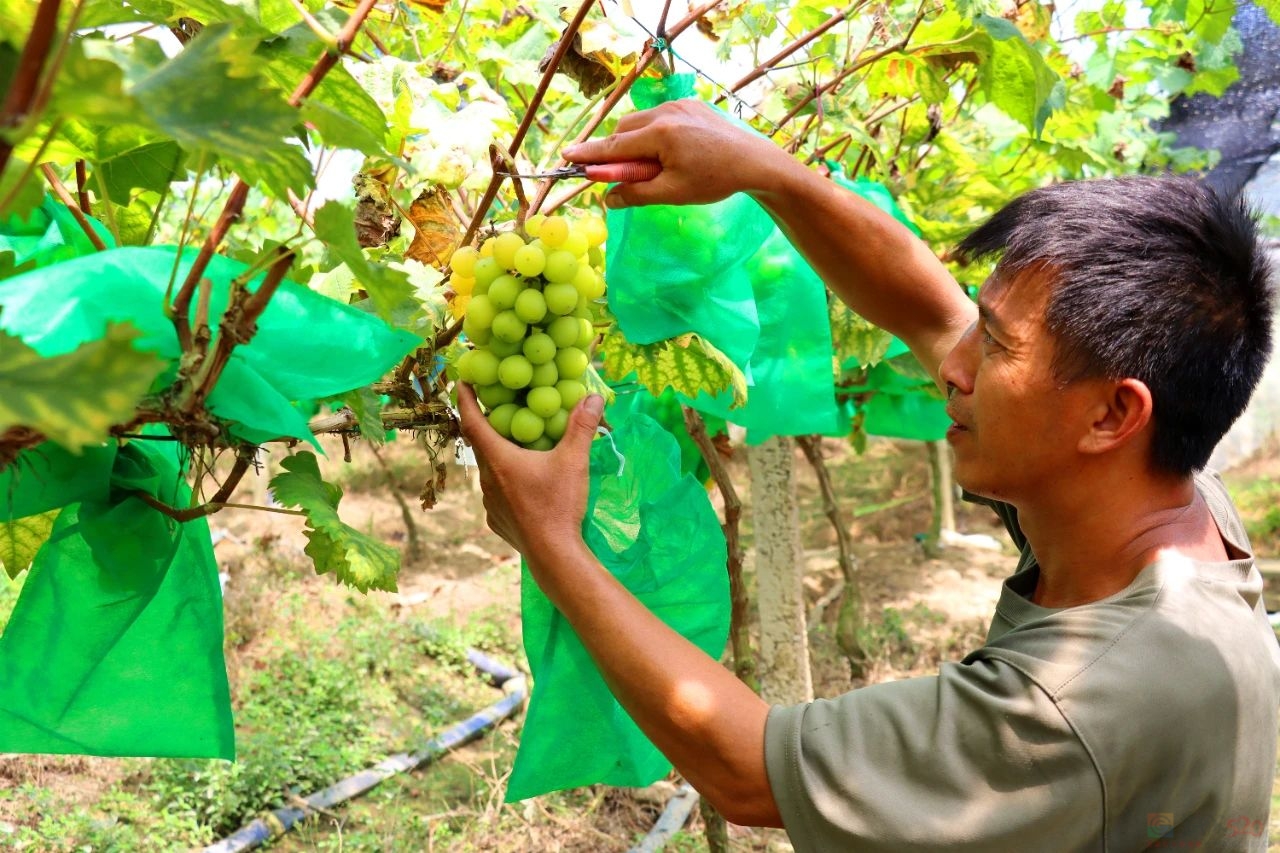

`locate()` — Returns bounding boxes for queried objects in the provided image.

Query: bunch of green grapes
[451,213,608,449]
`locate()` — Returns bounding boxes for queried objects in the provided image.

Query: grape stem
[682,406,757,691]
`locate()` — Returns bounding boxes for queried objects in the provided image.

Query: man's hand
[456,382,604,560]
[564,100,801,210]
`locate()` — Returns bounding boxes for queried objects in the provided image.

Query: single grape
[487,335,522,358]
[513,244,546,278]
[587,246,605,269]
[555,347,589,380]
[544,408,570,441]
[477,383,516,408]
[456,349,478,384]
[479,238,494,258]
[561,228,588,258]
[451,246,479,276]
[576,266,599,298]
[522,332,557,365]
[491,310,528,343]
[575,317,596,349]
[493,231,526,270]
[498,354,534,389]
[572,301,592,320]
[488,403,520,438]
[488,274,522,310]
[452,275,476,297]
[510,408,545,443]
[581,215,607,248]
[556,378,587,409]
[544,283,578,315]
[539,216,569,248]
[462,318,491,345]
[467,349,500,386]
[526,436,555,451]
[524,213,545,237]
[474,257,503,288]
[514,288,548,324]
[530,360,559,387]
[464,294,496,330]
[526,386,562,419]
[547,315,579,348]
[543,250,579,284]
[452,293,471,320]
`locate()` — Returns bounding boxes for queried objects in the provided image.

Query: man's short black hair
[957,175,1274,477]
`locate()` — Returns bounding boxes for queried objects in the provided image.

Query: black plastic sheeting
[1160,1,1280,197]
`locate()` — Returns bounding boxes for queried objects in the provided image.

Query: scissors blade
[497,165,585,179]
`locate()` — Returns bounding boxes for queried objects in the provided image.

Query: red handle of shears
[580,160,662,183]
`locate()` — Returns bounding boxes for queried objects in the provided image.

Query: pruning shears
[497,160,662,183]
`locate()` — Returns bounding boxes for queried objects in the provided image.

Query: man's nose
[938,322,977,397]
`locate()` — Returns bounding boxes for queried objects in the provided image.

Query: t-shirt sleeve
[764,657,1103,853]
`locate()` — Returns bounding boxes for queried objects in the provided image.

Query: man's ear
[1077,377,1154,456]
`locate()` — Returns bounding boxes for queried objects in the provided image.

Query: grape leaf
[93,133,185,203]
[0,159,43,222]
[830,302,892,368]
[599,331,748,409]
[0,324,167,452]
[1261,0,1280,27]
[313,201,416,324]
[269,451,399,592]
[974,15,1065,136]
[340,387,386,445]
[0,509,58,579]
[127,25,314,197]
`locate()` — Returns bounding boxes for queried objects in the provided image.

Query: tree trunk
[748,436,813,705]
[923,440,955,557]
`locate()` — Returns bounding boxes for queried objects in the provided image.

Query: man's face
[938,267,1098,502]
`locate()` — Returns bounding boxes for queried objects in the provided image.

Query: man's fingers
[561,394,605,453]
[457,383,499,452]
[564,128,660,165]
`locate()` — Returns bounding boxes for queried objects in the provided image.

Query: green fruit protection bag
[0,440,235,758]
[606,75,843,442]
[605,384,726,483]
[0,194,116,273]
[506,413,729,800]
[0,214,420,759]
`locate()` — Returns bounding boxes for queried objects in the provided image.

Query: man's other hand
[563,100,793,210]
[457,382,604,559]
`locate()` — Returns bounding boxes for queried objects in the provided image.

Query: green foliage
[0,324,166,452]
[270,451,400,592]
[312,201,415,323]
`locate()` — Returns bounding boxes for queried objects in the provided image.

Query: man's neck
[1012,471,1226,608]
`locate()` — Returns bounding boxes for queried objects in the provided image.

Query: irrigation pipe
[626,783,701,853]
[204,649,527,853]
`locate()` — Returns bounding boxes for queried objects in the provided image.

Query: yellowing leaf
[0,324,167,452]
[270,451,399,593]
[0,509,58,579]
[830,303,892,368]
[600,331,747,409]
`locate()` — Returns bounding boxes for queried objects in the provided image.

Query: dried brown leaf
[405,185,461,269]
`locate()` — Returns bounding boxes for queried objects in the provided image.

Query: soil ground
[1,431,1277,851]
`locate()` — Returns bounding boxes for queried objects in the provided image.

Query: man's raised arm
[564,100,976,384]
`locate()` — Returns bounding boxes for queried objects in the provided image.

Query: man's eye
[981,330,997,346]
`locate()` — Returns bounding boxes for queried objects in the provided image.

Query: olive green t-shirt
[765,471,1280,852]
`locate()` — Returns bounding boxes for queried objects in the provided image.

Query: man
[457,100,1280,851]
